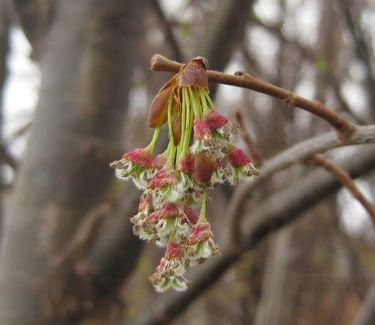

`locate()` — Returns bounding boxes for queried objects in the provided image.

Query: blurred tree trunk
[0,0,9,235]
[0,0,146,324]
[254,226,293,325]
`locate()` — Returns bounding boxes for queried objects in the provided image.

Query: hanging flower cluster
[110,57,258,292]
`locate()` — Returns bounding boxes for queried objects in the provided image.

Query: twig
[0,143,17,170]
[151,0,184,62]
[250,14,316,62]
[311,154,375,228]
[5,120,32,144]
[52,201,113,265]
[150,54,357,142]
[250,14,366,125]
[338,0,375,92]
[228,124,375,244]
[326,74,366,125]
[235,111,263,167]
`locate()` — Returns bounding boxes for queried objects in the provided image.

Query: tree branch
[151,0,184,62]
[353,281,375,325]
[337,0,375,95]
[150,54,357,141]
[311,154,375,227]
[10,0,52,57]
[235,111,263,167]
[229,125,375,244]
[129,146,375,325]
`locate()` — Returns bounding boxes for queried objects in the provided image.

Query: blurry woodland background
[0,0,375,324]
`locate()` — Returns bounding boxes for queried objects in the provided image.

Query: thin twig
[150,54,357,142]
[311,154,375,228]
[338,0,375,91]
[251,14,366,125]
[0,143,17,170]
[326,74,366,125]
[52,201,113,265]
[228,124,375,244]
[235,111,263,167]
[5,120,32,144]
[151,0,185,62]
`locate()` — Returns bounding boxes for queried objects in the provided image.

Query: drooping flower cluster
[110,57,258,292]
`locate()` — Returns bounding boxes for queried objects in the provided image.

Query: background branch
[311,154,375,227]
[151,0,184,62]
[229,125,375,243]
[235,111,263,167]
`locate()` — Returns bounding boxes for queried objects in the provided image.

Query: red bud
[193,154,215,184]
[179,57,208,89]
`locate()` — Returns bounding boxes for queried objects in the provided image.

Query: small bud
[193,154,215,185]
[122,148,153,167]
[227,147,252,168]
[193,119,212,140]
[165,241,184,259]
[178,153,195,174]
[179,58,208,89]
[204,110,228,130]
[148,167,177,189]
[183,206,199,225]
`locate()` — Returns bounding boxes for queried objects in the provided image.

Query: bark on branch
[311,154,375,228]
[229,125,375,243]
[150,54,357,141]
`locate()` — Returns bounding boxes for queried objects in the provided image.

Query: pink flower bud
[165,241,184,259]
[153,152,168,169]
[123,148,153,167]
[188,223,213,245]
[155,258,168,274]
[148,167,177,189]
[179,57,208,89]
[193,154,215,185]
[227,147,252,168]
[138,195,148,211]
[204,110,228,130]
[145,211,160,224]
[159,202,179,219]
[183,206,199,225]
[193,119,212,140]
[178,153,195,174]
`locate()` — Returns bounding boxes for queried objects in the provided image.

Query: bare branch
[338,0,375,92]
[311,154,375,227]
[10,0,53,57]
[151,0,184,62]
[353,281,375,325]
[150,54,357,141]
[235,111,263,167]
[228,125,375,243]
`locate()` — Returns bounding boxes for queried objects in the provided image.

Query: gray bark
[254,227,293,325]
[0,0,146,323]
[353,282,375,325]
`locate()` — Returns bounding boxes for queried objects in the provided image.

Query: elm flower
[149,241,191,292]
[186,222,221,264]
[110,56,259,292]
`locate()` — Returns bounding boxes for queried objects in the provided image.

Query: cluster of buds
[110,57,258,292]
